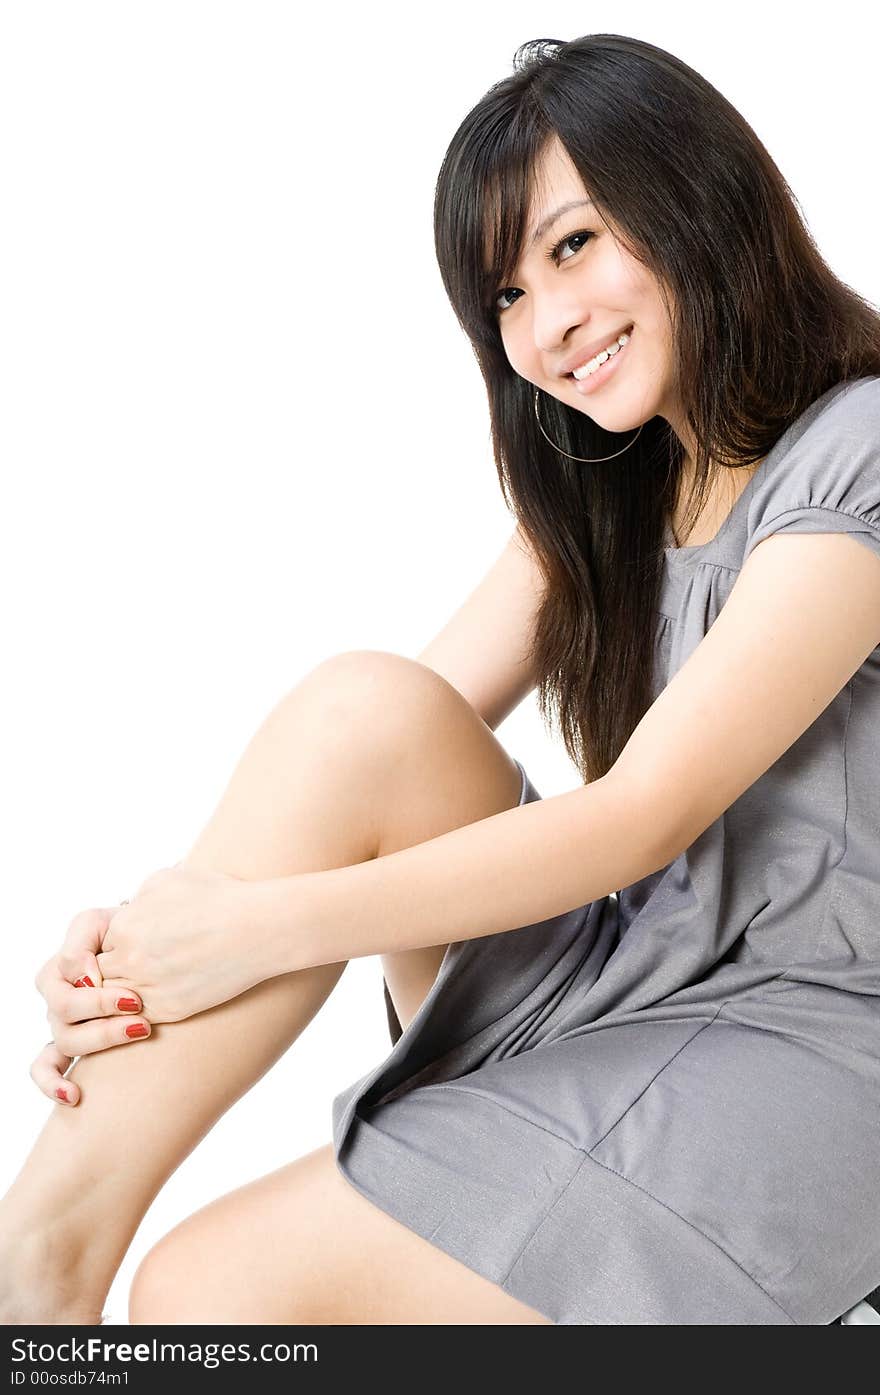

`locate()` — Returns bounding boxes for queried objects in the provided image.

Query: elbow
[596,765,692,881]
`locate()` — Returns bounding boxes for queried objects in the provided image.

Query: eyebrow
[528,198,596,248]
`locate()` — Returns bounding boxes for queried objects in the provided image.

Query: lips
[563,324,633,378]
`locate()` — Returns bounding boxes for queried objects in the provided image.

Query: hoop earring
[534,387,643,462]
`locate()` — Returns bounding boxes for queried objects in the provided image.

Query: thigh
[128,1142,553,1325]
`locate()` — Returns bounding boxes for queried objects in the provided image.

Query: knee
[301,649,455,732]
[311,649,437,701]
[128,1230,206,1325]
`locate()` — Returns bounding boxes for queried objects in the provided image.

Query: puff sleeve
[743,377,880,567]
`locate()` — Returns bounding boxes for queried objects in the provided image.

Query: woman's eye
[495,286,522,312]
[553,230,593,263]
[494,230,594,314]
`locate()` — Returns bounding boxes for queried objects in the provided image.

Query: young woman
[4,31,880,1326]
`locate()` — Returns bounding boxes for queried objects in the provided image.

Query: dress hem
[334,1084,800,1325]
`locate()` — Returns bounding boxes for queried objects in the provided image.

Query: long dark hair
[432,33,880,784]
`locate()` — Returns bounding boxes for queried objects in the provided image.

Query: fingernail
[55,1087,70,1102]
[124,1023,149,1039]
[116,996,140,1012]
[74,975,95,989]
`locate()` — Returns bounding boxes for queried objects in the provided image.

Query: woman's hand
[31,866,263,1106]
[32,905,153,1106]
[94,863,263,1023]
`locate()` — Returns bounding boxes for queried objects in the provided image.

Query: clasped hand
[95,863,262,1021]
[31,863,266,1106]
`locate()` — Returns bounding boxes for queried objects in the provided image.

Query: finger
[47,978,143,1025]
[58,908,113,986]
[29,1041,79,1106]
[38,954,107,1020]
[49,1014,152,1061]
[72,956,103,991]
[94,949,117,979]
[36,954,86,1012]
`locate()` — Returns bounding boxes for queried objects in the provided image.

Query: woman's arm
[251,528,880,979]
[255,771,671,977]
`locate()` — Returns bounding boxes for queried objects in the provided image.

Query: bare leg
[0,651,522,1323]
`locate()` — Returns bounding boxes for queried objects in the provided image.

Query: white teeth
[571,330,631,380]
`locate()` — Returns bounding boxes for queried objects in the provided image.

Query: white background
[1,0,877,1324]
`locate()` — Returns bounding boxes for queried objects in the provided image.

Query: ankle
[0,1194,110,1324]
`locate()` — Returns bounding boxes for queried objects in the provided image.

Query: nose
[531,293,589,365]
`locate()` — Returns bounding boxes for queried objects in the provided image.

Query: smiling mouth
[566,324,634,378]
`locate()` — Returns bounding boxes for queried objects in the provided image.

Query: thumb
[59,906,116,990]
[73,945,105,991]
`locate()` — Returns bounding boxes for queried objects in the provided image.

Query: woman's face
[493,136,684,446]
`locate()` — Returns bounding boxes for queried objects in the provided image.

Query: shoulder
[613,523,880,859]
[744,376,880,567]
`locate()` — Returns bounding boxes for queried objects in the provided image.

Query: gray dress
[331,376,880,1325]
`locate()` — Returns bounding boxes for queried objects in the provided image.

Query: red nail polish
[55,1087,69,1102]
[75,975,95,989]
[117,997,140,1012]
[125,1023,149,1039]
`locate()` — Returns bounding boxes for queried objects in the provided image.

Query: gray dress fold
[332,376,880,1325]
